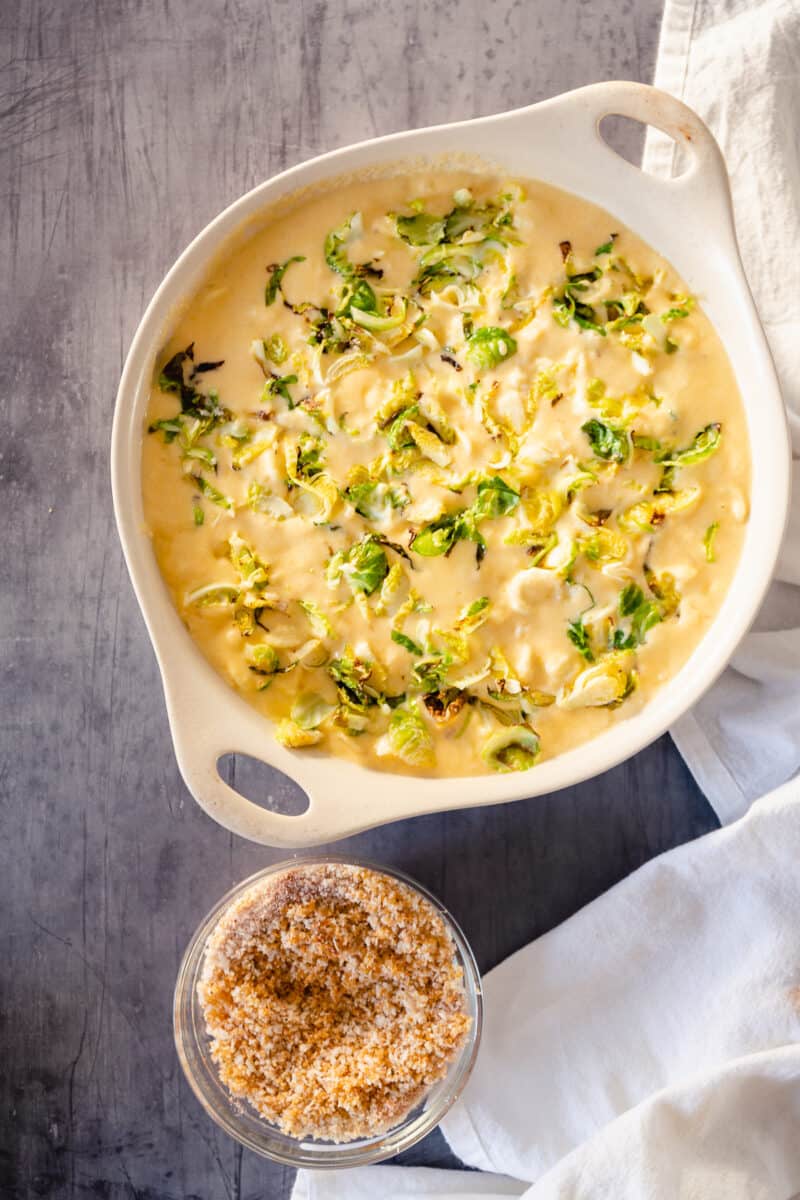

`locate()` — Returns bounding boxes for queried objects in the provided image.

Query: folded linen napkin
[292,2,800,1196]
[643,0,800,824]
[295,776,800,1199]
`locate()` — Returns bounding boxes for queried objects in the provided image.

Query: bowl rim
[112,81,791,847]
[173,856,484,1167]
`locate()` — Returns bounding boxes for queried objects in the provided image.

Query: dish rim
[112,81,791,847]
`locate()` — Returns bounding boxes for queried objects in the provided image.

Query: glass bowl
[173,856,483,1168]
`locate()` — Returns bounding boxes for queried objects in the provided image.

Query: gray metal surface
[2,1,718,1196]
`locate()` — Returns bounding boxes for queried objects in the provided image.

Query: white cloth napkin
[643,0,800,825]
[294,777,800,1200]
[292,2,800,1195]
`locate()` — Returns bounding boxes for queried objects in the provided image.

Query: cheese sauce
[142,172,749,776]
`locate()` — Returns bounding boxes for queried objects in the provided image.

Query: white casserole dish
[112,82,790,848]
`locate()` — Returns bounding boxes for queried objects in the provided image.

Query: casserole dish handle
[554,80,735,233]
[163,679,382,848]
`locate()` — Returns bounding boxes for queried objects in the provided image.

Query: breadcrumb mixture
[198,863,472,1142]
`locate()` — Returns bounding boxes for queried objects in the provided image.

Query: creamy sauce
[142,171,750,777]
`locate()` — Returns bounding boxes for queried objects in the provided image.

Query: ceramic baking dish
[112,81,790,848]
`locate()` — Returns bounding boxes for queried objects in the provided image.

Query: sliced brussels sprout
[298,600,332,639]
[295,638,329,668]
[294,472,340,525]
[394,210,447,246]
[247,484,294,519]
[481,725,540,772]
[644,566,681,617]
[472,474,520,519]
[350,295,408,332]
[185,583,239,607]
[407,422,452,467]
[325,351,373,383]
[373,563,410,617]
[233,606,256,636]
[580,528,628,564]
[423,687,468,724]
[557,655,636,709]
[275,719,323,748]
[328,651,376,711]
[265,255,305,305]
[454,596,491,633]
[658,423,721,467]
[703,521,720,563]
[582,418,630,463]
[291,693,337,731]
[193,475,234,510]
[618,487,701,533]
[229,533,269,588]
[522,488,563,534]
[418,392,456,444]
[466,326,518,369]
[244,643,281,691]
[387,703,435,767]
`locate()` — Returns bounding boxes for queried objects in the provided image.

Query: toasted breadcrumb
[198,863,471,1142]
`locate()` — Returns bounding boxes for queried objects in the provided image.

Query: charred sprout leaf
[395,211,446,246]
[391,629,424,656]
[328,652,375,710]
[293,434,325,480]
[644,566,681,617]
[466,326,518,369]
[423,687,467,723]
[553,289,606,335]
[657,423,721,467]
[158,345,229,423]
[704,521,720,562]
[482,726,540,772]
[618,487,701,533]
[387,703,435,767]
[265,255,305,305]
[455,596,490,633]
[262,372,299,408]
[582,419,630,463]
[308,308,359,354]
[567,615,595,662]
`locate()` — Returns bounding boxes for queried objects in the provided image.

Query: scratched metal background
[0,1,720,1197]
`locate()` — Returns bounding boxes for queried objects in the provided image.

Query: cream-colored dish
[112,83,789,846]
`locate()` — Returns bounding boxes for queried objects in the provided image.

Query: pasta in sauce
[142,172,749,776]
